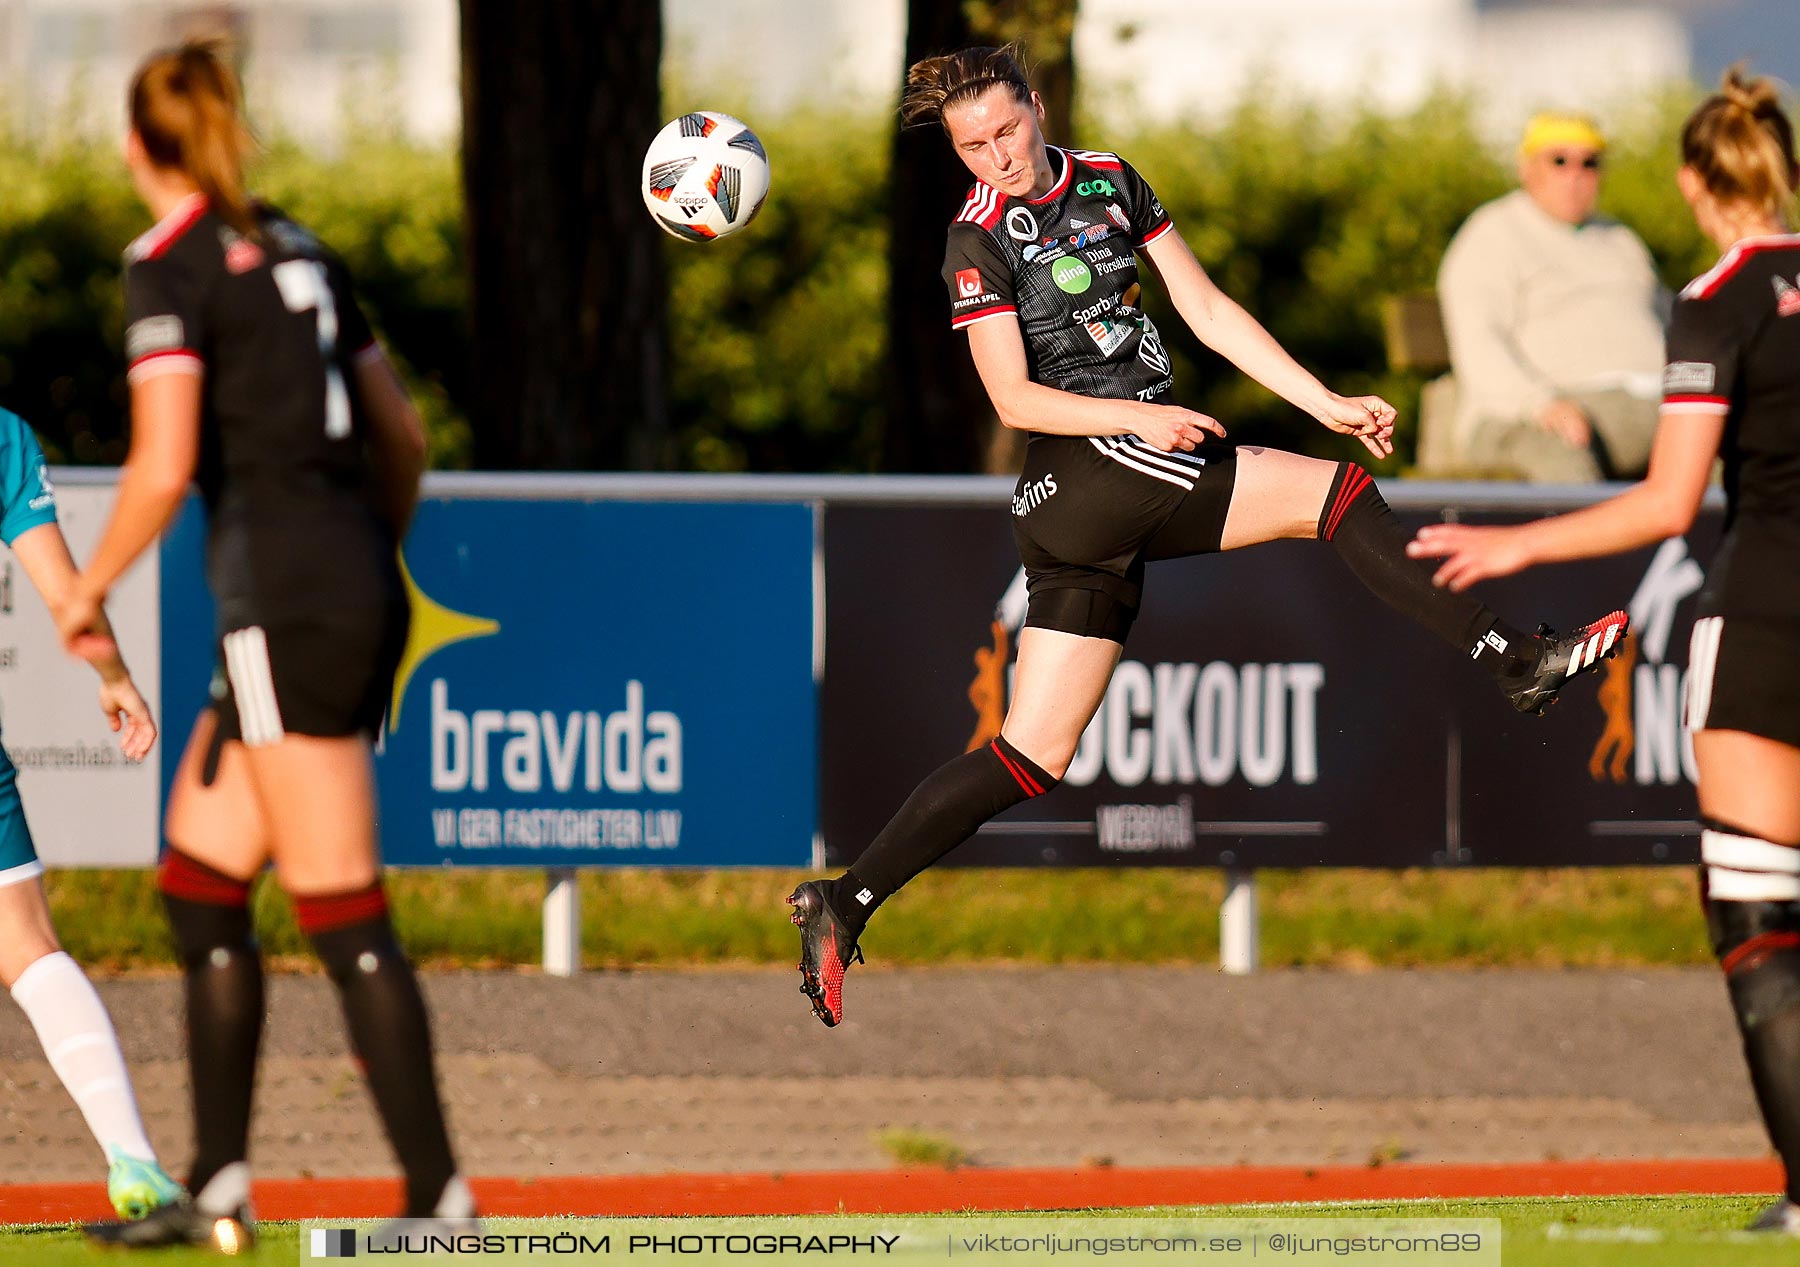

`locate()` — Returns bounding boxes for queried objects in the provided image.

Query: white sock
[195,1161,252,1217]
[10,950,157,1165]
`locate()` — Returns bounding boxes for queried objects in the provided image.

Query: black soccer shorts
[1686,614,1800,750]
[210,604,409,747]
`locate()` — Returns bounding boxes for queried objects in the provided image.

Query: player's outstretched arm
[1406,409,1723,591]
[965,315,1224,454]
[9,522,157,760]
[1140,228,1394,459]
[353,347,428,537]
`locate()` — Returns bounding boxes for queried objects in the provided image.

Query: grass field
[47,866,1708,972]
[2,1197,1796,1265]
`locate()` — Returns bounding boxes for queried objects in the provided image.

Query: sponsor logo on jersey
[1138,321,1172,375]
[1052,256,1093,294]
[1106,203,1130,230]
[1005,206,1039,242]
[1095,256,1134,276]
[1069,218,1092,229]
[1775,274,1800,317]
[125,315,185,361]
[1076,178,1118,197]
[1067,225,1111,250]
[1071,295,1119,323]
[952,291,1002,311]
[1022,244,1042,263]
[955,268,985,299]
[1085,246,1115,262]
[1663,360,1717,393]
[1011,472,1058,517]
[1083,316,1133,356]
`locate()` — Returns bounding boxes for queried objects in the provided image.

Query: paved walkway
[0,967,1769,1183]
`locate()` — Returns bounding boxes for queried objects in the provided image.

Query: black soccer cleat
[84,1198,256,1253]
[786,880,864,1028]
[1749,1197,1800,1235]
[1501,610,1630,715]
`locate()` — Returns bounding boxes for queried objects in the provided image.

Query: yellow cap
[1519,112,1607,157]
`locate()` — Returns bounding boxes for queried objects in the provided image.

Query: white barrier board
[0,483,161,867]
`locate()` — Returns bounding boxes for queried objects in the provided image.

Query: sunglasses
[1549,153,1603,171]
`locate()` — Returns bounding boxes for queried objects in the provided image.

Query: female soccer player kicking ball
[787,45,1629,1029]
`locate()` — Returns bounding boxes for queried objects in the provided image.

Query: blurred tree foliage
[0,135,469,468]
[0,90,1715,474]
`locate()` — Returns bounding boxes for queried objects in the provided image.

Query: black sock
[830,736,1057,937]
[1706,891,1800,1202]
[297,885,458,1218]
[1319,462,1530,676]
[159,849,263,1200]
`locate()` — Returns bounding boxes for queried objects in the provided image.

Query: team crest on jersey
[1774,274,1800,317]
[1005,207,1039,242]
[221,231,264,274]
[1105,203,1130,230]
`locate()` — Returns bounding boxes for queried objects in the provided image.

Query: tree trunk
[884,0,1079,474]
[461,1,668,470]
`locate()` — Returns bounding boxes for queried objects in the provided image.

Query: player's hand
[96,675,157,762]
[1318,393,1396,460]
[1535,399,1593,449]
[1407,522,1534,592]
[53,584,117,665]
[1130,404,1225,453]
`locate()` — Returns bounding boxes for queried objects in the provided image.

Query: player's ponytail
[901,44,1031,131]
[1681,65,1799,220]
[129,40,257,238]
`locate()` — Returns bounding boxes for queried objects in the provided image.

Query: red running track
[0,1159,1781,1224]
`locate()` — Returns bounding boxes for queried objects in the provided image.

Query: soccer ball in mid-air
[641,111,770,242]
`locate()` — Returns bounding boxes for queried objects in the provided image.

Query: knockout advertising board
[5,476,818,869]
[820,493,1723,870]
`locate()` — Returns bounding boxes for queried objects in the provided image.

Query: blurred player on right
[1410,68,1800,1235]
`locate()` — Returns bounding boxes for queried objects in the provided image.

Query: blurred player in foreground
[66,42,468,1251]
[1410,68,1800,1236]
[787,44,1630,1029]
[0,409,181,1219]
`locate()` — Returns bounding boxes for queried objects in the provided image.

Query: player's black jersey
[1663,235,1800,625]
[941,147,1175,403]
[123,196,399,626]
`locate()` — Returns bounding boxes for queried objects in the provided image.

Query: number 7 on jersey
[271,259,352,439]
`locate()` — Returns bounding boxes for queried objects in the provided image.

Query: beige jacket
[1437,189,1668,438]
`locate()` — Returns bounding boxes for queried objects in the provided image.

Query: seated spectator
[1437,113,1669,482]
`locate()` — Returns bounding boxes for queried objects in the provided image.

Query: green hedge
[0,90,1715,473]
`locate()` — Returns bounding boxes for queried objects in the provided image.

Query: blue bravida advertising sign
[378,500,817,867]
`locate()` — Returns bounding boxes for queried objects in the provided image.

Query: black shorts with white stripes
[1010,433,1239,644]
[1685,613,1800,750]
[211,602,409,747]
